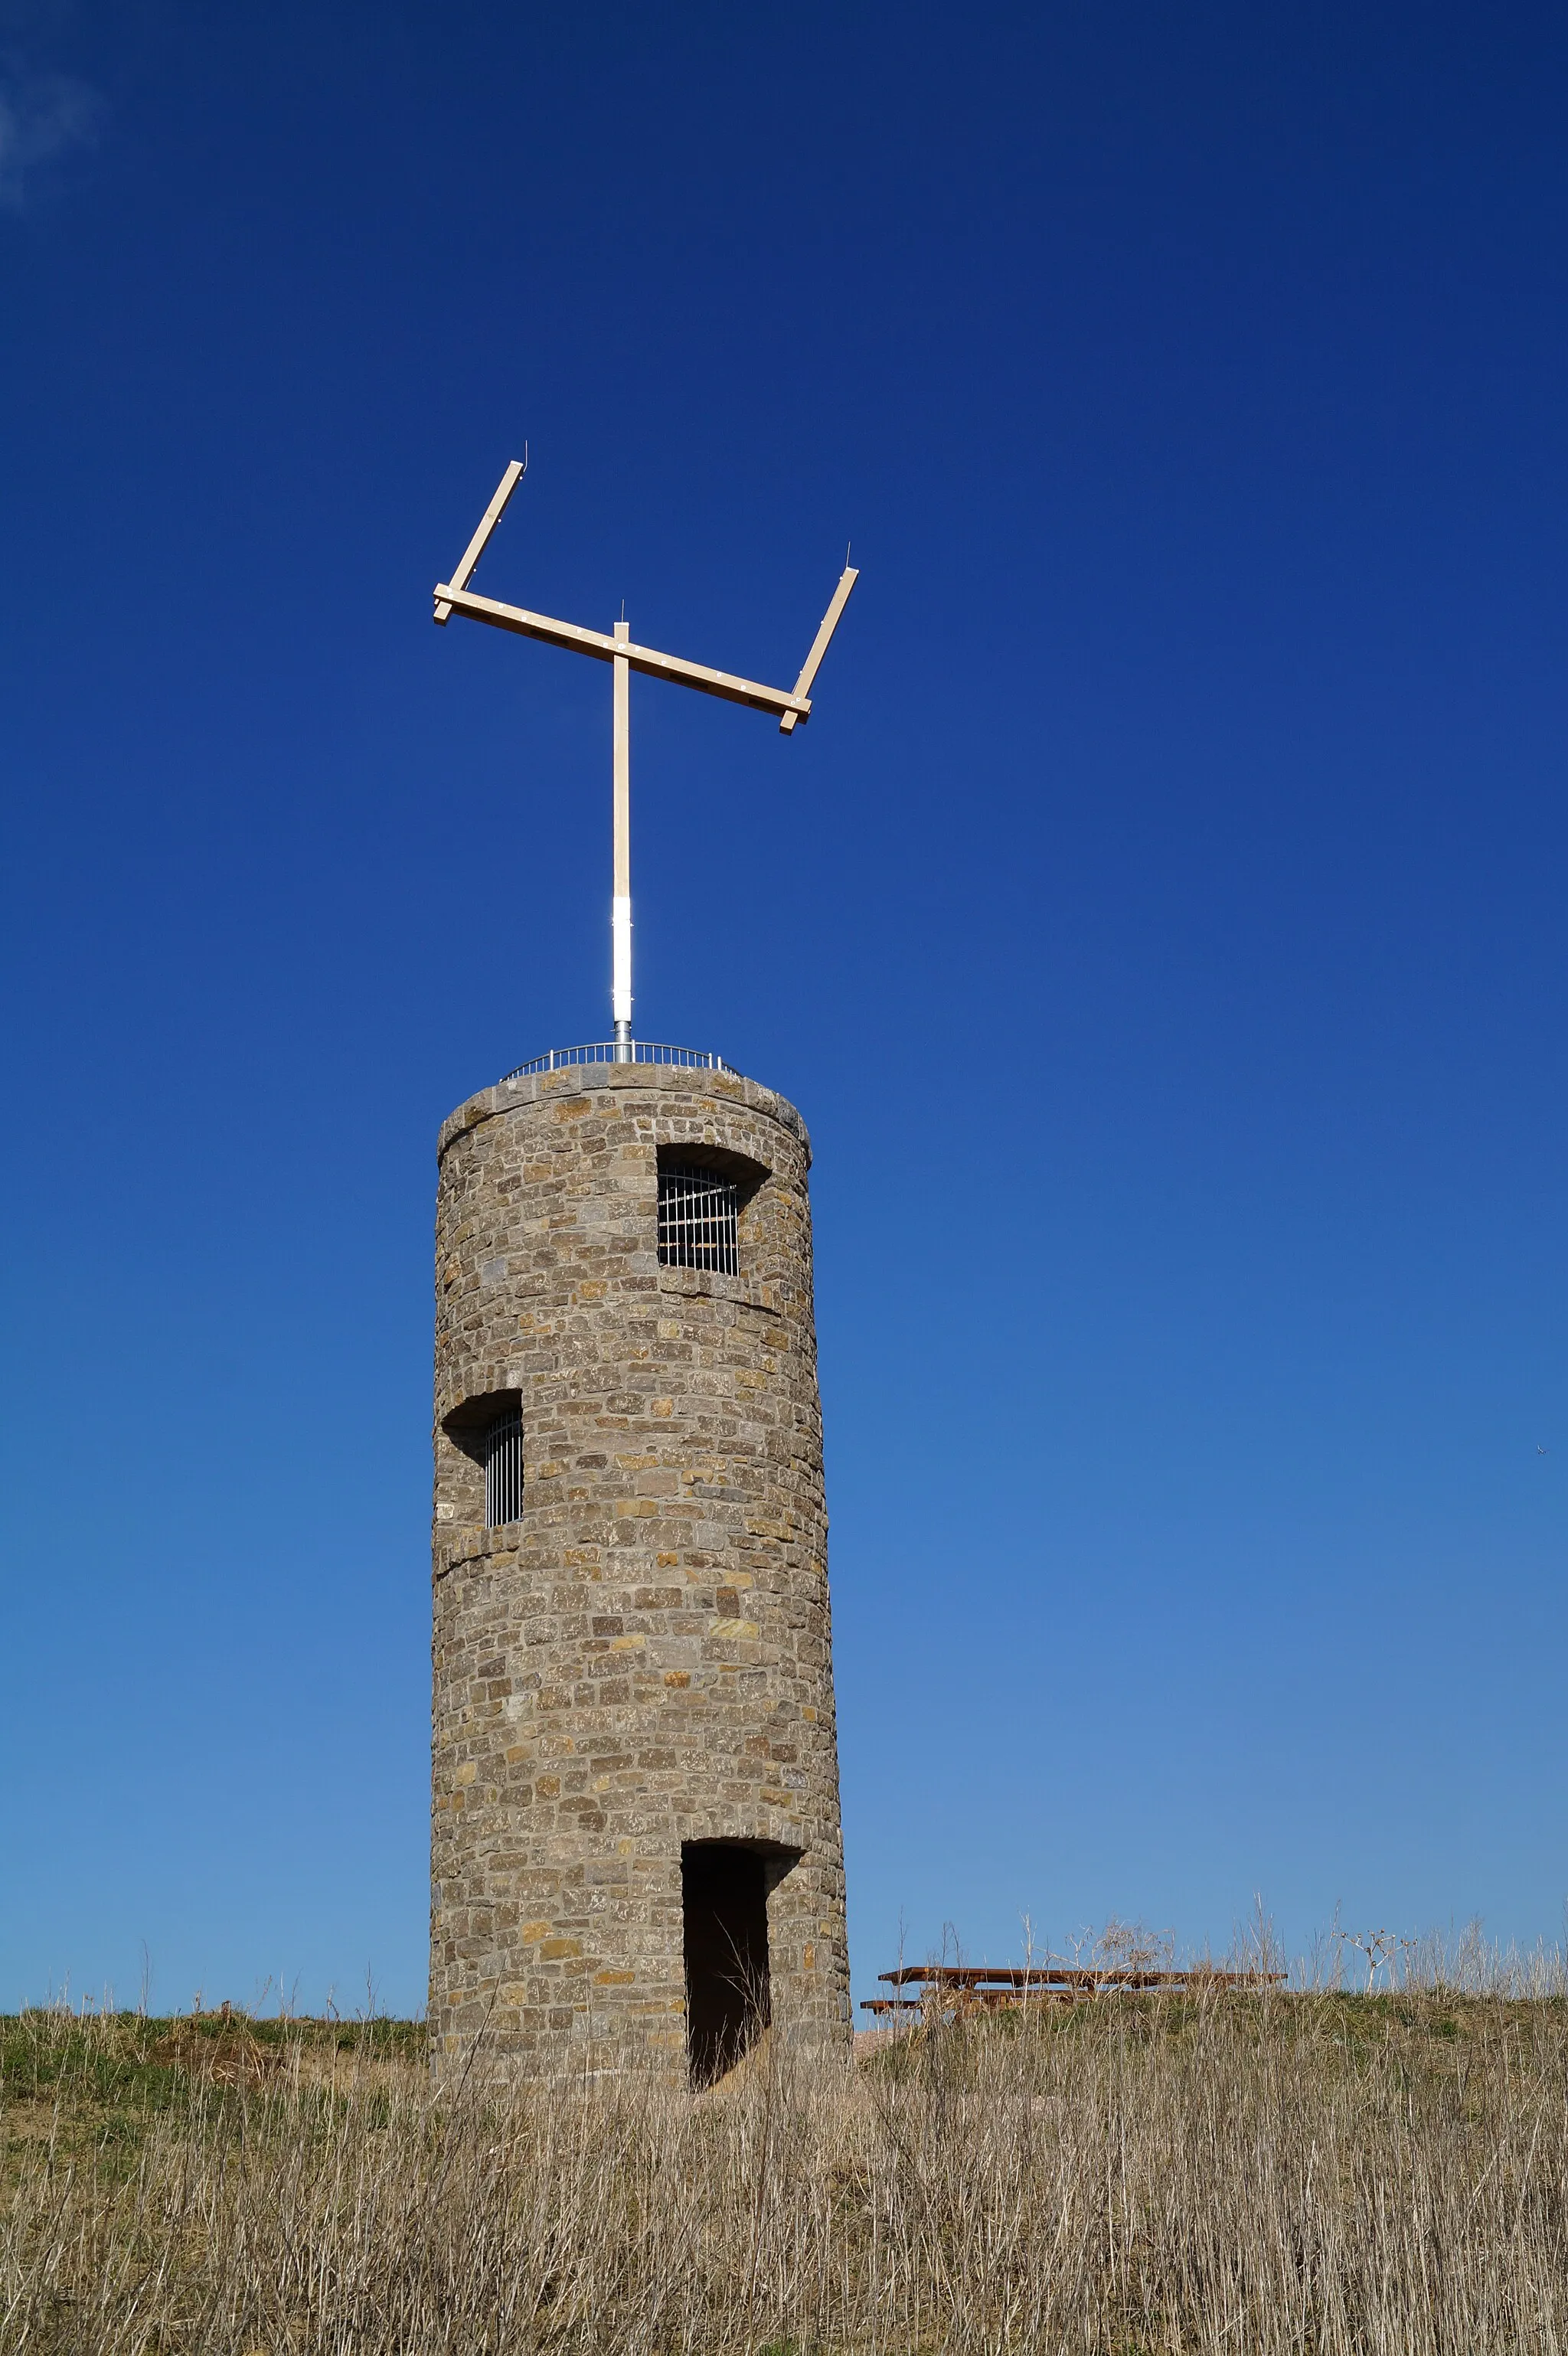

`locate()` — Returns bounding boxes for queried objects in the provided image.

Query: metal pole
[612,618,632,1058]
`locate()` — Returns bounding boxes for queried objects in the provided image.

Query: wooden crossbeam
[432,582,812,722]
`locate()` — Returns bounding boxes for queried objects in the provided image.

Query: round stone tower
[430,1054,849,2082]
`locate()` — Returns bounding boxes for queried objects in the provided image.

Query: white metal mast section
[434,455,858,1057]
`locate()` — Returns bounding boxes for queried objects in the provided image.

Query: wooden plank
[779,565,858,734]
[433,582,812,718]
[433,456,526,625]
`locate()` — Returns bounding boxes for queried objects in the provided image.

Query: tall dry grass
[5,1966,1568,2352]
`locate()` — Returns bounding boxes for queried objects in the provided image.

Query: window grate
[484,1406,523,1528]
[658,1164,740,1276]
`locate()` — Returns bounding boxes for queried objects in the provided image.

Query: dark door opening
[682,1843,770,2086]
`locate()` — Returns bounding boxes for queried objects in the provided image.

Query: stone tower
[430,1054,849,2082]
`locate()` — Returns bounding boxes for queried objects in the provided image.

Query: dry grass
[5,1968,1568,2352]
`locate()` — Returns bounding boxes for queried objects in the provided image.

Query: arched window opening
[658,1163,740,1275]
[484,1403,523,1528]
[441,1388,524,1531]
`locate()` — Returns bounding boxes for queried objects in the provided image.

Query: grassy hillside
[5,1988,1567,2351]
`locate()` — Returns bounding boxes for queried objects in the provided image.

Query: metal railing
[504,1041,737,1080]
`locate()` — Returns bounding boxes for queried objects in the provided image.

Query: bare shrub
[5,1976,1568,2353]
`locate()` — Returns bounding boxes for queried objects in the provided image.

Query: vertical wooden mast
[612,619,632,1057]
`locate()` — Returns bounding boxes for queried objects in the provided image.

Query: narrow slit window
[658,1164,740,1276]
[484,1404,523,1527]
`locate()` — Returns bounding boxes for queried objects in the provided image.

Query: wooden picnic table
[861,1962,1285,2016]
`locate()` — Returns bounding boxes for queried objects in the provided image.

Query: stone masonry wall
[430,1060,850,2079]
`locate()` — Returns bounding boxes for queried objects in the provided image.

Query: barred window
[658,1163,740,1276]
[484,1403,523,1527]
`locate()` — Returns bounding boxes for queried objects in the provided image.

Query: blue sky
[4,0,1568,2017]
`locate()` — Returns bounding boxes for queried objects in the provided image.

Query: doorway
[681,1842,771,2086]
